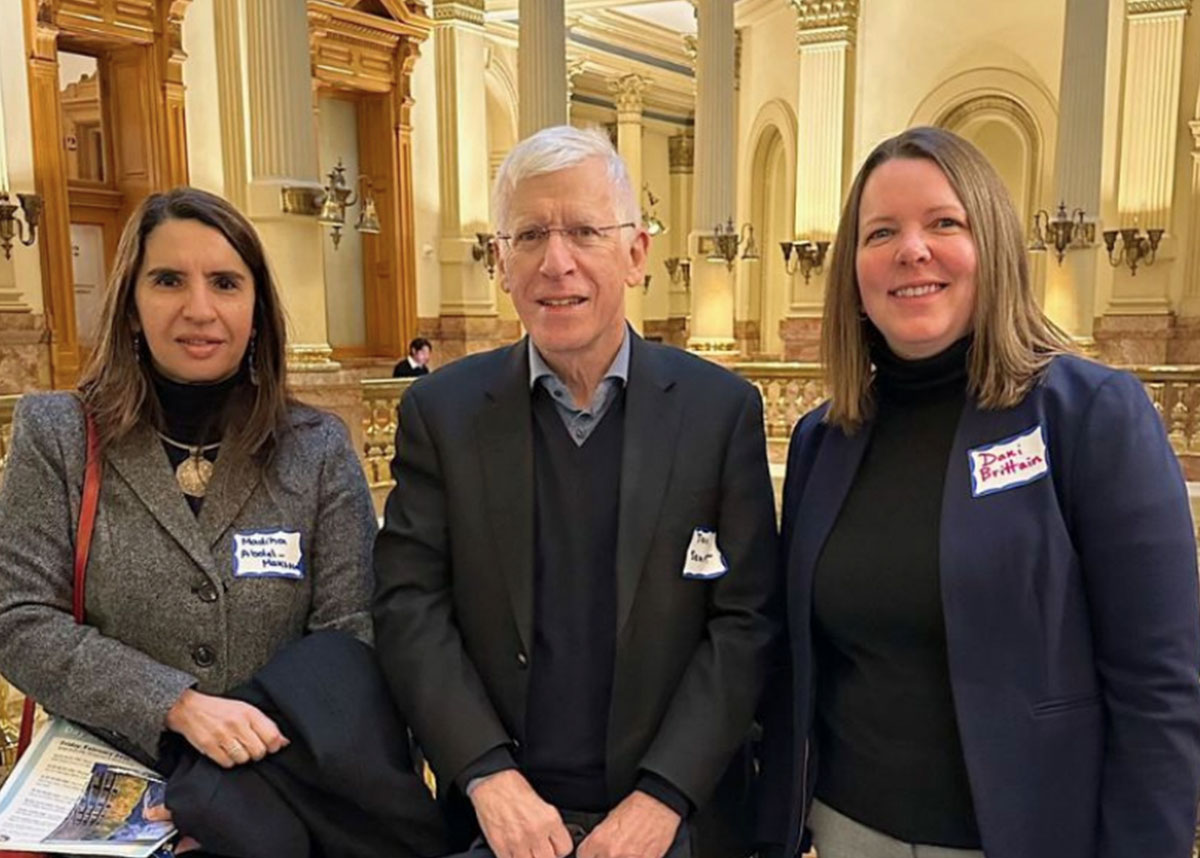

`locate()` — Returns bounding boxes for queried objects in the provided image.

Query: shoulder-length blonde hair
[78,187,291,457]
[823,126,1074,432]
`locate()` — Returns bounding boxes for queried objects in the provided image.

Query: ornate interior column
[518,0,566,138]
[240,0,336,371]
[1041,0,1118,348]
[688,0,738,358]
[0,0,50,393]
[662,129,694,348]
[612,73,646,332]
[779,0,858,361]
[1095,0,1190,364]
[429,0,505,361]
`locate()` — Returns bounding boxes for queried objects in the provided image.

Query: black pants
[161,632,449,858]
[443,808,693,858]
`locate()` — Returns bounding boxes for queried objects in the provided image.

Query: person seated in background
[0,187,446,858]
[394,337,433,377]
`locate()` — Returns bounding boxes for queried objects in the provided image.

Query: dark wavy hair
[78,187,291,457]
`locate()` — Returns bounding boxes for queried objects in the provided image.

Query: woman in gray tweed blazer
[0,189,422,855]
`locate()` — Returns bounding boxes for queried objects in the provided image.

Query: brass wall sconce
[1029,202,1094,263]
[664,257,692,290]
[472,232,497,278]
[0,191,42,260]
[1102,224,1163,276]
[780,238,829,283]
[316,160,381,250]
[703,219,760,270]
[643,185,667,237]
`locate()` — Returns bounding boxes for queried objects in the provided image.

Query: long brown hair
[822,126,1075,431]
[78,187,291,457]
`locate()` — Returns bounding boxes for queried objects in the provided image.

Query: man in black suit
[393,337,433,377]
[373,125,777,858]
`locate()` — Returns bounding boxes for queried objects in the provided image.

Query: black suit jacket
[394,359,431,378]
[373,333,778,844]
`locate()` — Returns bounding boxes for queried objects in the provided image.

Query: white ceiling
[615,2,697,34]
[488,1,699,35]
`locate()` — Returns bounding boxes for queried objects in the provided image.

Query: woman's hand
[165,688,289,768]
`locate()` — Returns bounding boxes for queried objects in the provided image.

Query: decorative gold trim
[431,0,484,26]
[795,25,854,46]
[791,0,859,27]
[287,344,342,372]
[280,185,324,216]
[687,337,739,353]
[1128,0,1190,14]
[669,131,694,172]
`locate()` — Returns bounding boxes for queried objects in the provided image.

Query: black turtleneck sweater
[812,336,981,848]
[151,369,240,514]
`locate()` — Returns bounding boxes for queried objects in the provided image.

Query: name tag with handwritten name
[233,529,305,579]
[968,425,1049,498]
[682,528,728,579]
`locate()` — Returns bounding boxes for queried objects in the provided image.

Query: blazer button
[193,582,219,603]
[192,645,216,668]
[516,652,528,669]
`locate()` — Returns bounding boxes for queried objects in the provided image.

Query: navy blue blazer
[758,354,1200,858]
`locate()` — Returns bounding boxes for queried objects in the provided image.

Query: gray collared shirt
[528,328,630,446]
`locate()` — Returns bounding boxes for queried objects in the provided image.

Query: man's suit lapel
[615,335,683,636]
[104,424,214,570]
[476,341,536,654]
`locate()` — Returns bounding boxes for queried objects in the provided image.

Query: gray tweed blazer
[0,393,375,758]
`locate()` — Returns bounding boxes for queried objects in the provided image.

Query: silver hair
[491,125,641,231]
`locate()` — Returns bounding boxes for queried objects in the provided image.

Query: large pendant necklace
[157,432,221,498]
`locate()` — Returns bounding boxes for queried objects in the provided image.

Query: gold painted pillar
[665,130,694,347]
[688,0,738,358]
[431,0,502,360]
[518,0,567,138]
[1095,0,1190,364]
[240,0,336,371]
[23,0,77,386]
[612,74,646,332]
[1041,0,1121,346]
[0,0,50,393]
[780,0,858,361]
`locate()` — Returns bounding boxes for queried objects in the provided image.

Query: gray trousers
[808,800,985,858]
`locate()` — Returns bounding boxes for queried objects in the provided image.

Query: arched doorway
[748,125,790,358]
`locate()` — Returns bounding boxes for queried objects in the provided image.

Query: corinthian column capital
[610,74,647,116]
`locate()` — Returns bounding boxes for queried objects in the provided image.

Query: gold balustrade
[360,377,414,495]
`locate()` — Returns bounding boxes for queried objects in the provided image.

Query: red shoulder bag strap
[14,412,101,758]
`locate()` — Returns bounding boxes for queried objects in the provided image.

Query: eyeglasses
[496,222,637,254]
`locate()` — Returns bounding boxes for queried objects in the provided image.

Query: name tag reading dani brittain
[968,424,1050,498]
[233,529,305,579]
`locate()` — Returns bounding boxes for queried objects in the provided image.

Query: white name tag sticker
[968,425,1050,498]
[682,528,728,580]
[233,530,305,579]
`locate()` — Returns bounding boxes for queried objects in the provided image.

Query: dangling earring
[131,332,142,362]
[246,331,259,386]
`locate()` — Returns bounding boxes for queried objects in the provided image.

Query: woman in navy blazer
[758,127,1200,858]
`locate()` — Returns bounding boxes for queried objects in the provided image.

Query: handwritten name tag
[682,528,728,579]
[968,425,1049,498]
[233,530,305,579]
